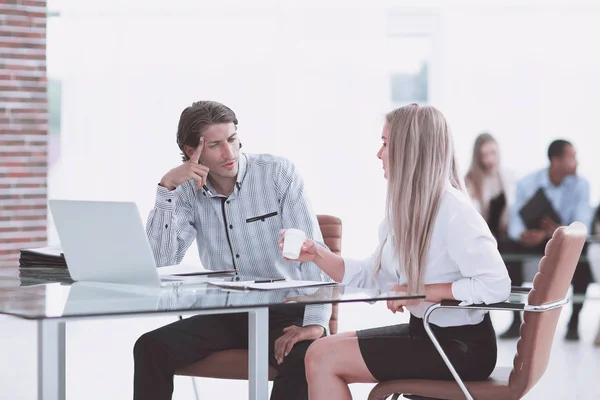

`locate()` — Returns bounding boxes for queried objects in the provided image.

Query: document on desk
[157,264,235,277]
[209,280,337,291]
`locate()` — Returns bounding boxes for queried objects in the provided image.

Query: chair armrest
[422,294,565,400]
[511,286,532,294]
[440,299,526,311]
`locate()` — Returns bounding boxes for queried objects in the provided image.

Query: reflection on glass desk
[0,268,424,400]
[0,275,424,320]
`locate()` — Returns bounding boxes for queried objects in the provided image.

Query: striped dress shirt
[146,153,332,329]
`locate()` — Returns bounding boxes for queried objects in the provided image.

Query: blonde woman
[280,104,510,399]
[465,132,514,239]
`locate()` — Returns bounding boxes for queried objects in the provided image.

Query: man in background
[502,139,592,340]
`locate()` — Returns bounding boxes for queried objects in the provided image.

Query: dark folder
[487,192,507,238]
[519,188,562,230]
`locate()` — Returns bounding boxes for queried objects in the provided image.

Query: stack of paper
[18,245,72,285]
[19,245,67,268]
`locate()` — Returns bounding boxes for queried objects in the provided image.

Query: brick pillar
[0,0,48,268]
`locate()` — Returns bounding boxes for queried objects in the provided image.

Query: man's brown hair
[176,101,238,162]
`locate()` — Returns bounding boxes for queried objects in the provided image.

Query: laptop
[48,200,231,288]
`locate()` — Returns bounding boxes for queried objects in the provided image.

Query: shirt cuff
[302,303,332,334]
[154,184,178,210]
[340,258,363,285]
[451,278,475,305]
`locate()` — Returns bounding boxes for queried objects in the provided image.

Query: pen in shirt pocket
[202,184,213,197]
[253,278,286,283]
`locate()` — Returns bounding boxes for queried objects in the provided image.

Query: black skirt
[357,313,497,382]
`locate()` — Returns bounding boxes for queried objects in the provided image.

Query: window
[386,11,438,106]
[388,36,431,104]
[47,11,63,169]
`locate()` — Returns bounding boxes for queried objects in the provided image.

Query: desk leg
[248,308,269,400]
[38,320,66,400]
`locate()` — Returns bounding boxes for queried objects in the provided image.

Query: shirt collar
[236,153,248,186]
[540,168,552,188]
[540,168,575,189]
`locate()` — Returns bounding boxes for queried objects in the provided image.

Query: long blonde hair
[465,132,503,218]
[377,104,465,295]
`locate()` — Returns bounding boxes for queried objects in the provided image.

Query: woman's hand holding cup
[279,229,319,262]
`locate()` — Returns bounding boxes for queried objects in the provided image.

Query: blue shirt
[508,168,591,240]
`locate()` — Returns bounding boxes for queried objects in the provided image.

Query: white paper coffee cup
[282,229,306,260]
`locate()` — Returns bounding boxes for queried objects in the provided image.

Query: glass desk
[0,269,424,400]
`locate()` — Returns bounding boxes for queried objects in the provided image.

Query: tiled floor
[1,270,599,399]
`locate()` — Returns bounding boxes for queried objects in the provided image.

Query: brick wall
[0,0,48,267]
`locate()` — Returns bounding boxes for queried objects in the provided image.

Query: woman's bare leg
[305,332,378,400]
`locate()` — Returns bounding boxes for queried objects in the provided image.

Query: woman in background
[465,133,514,240]
[465,133,520,339]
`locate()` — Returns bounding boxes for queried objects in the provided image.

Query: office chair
[368,222,587,400]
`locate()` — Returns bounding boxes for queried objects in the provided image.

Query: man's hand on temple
[160,137,209,190]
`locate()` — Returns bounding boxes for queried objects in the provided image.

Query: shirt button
[167,199,172,202]
[229,224,233,229]
[165,224,168,228]
[236,254,240,258]
[226,201,230,204]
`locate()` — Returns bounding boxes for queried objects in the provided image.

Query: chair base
[403,395,445,400]
[385,395,445,400]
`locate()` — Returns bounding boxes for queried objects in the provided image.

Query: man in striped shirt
[133,101,331,400]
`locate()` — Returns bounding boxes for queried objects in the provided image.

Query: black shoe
[499,323,521,339]
[565,327,579,341]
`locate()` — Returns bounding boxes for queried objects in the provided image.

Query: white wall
[47,1,392,260]
[440,6,600,201]
[47,1,600,255]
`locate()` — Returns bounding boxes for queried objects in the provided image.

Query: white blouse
[342,184,511,327]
